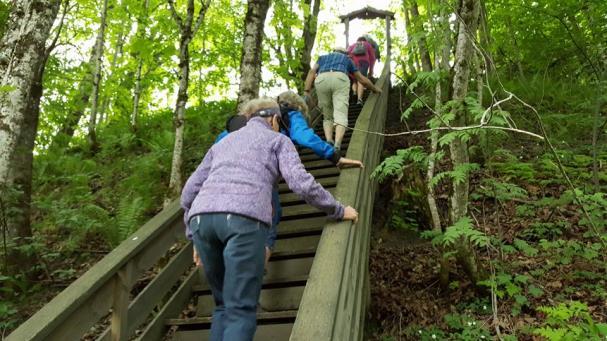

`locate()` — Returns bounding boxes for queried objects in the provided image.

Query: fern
[402,97,427,121]
[441,217,489,248]
[372,147,428,183]
[113,196,145,245]
[431,163,480,188]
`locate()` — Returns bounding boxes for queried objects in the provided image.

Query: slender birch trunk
[131,0,150,130]
[87,0,109,149]
[98,23,126,124]
[166,0,211,203]
[236,0,271,111]
[0,0,61,270]
[449,0,481,284]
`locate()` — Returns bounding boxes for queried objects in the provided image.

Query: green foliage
[423,217,489,249]
[0,0,9,38]
[473,179,528,202]
[534,301,607,340]
[371,147,428,183]
[406,313,491,340]
[431,163,480,188]
[32,100,233,250]
[388,200,419,232]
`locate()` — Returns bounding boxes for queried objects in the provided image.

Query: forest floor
[365,87,607,340]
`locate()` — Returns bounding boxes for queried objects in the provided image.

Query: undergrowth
[0,100,234,332]
[367,77,607,340]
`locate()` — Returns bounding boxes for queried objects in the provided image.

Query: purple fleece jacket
[180,116,345,239]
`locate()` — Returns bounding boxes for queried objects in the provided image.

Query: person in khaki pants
[304,47,381,153]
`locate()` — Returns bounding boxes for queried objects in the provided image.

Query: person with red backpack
[347,36,377,105]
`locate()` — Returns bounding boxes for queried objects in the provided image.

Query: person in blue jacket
[212,92,363,268]
[276,90,363,168]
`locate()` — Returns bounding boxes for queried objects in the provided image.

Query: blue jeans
[190,213,267,341]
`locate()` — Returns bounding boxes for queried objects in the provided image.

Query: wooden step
[279,167,339,183]
[173,323,294,341]
[278,188,335,206]
[281,203,322,219]
[277,216,327,236]
[171,313,296,341]
[297,141,350,156]
[301,159,334,171]
[278,176,337,193]
[195,284,306,315]
[272,235,320,258]
[168,310,297,326]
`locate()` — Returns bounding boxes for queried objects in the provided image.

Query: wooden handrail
[7,200,190,341]
[290,59,390,341]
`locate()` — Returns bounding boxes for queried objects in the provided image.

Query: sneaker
[334,145,341,156]
[356,98,364,106]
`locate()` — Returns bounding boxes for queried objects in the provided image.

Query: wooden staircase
[166,107,361,340]
[7,59,389,341]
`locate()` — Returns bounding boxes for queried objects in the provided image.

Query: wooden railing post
[111,262,134,341]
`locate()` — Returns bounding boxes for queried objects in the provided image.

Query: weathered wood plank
[136,268,199,341]
[193,275,309,294]
[97,243,193,341]
[167,310,297,326]
[273,235,319,255]
[111,263,134,341]
[195,286,305,315]
[7,200,183,341]
[281,203,322,218]
[277,216,326,236]
[259,286,305,311]
[278,176,337,193]
[173,323,294,341]
[279,188,336,206]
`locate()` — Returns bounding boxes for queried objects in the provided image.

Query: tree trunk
[430,0,452,289]
[236,0,271,111]
[449,0,481,285]
[51,55,94,148]
[0,0,61,271]
[99,22,127,124]
[297,0,321,93]
[403,5,418,75]
[409,0,433,72]
[166,0,211,203]
[131,0,150,130]
[87,0,109,149]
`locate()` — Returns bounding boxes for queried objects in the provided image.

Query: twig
[332,120,544,140]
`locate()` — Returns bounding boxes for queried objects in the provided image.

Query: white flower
[432,335,437,339]
[483,305,487,310]
[419,330,422,334]
[481,336,486,339]
[467,322,472,326]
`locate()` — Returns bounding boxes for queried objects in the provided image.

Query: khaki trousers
[314,72,350,127]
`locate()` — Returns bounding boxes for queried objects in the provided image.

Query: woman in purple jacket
[180,98,358,341]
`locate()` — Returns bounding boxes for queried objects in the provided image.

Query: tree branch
[45,0,70,58]
[192,0,211,35]
[167,0,184,28]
